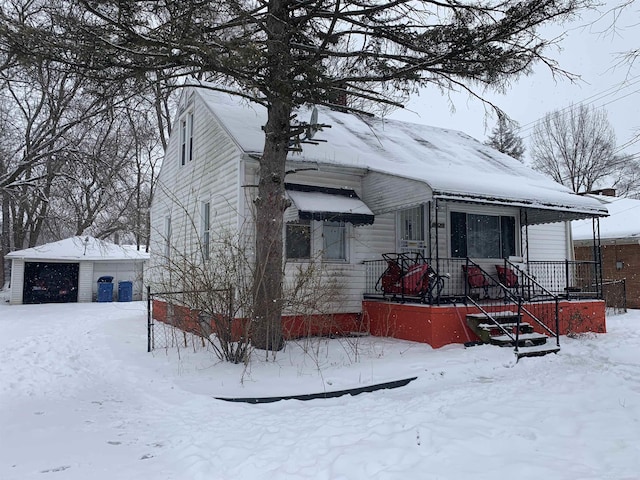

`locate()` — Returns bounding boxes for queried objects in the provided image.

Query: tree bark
[251,100,291,351]
[1,191,10,288]
[250,0,292,352]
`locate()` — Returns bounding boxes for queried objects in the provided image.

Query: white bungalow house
[148,85,608,351]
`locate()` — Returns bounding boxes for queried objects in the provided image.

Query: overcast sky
[388,0,639,163]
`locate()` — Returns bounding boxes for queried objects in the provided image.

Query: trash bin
[118,281,133,302]
[97,276,114,302]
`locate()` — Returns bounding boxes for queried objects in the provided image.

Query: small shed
[5,236,149,305]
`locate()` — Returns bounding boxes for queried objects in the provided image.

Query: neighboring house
[573,192,640,309]
[5,236,149,305]
[149,85,608,352]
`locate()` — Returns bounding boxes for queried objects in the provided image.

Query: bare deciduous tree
[1,0,592,351]
[531,104,620,193]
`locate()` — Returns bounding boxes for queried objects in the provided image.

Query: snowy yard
[0,300,639,480]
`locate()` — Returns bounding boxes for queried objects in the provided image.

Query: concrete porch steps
[466,310,560,359]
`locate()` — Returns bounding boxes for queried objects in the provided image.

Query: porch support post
[434,199,439,266]
[523,209,530,265]
[594,217,603,298]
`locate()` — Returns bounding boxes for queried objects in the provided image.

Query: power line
[517,75,640,139]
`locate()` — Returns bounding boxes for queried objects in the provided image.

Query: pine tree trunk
[1,191,9,288]
[250,0,292,352]
[251,100,291,351]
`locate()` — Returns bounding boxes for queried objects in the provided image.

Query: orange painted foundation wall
[362,299,607,348]
[151,299,362,340]
[152,299,606,349]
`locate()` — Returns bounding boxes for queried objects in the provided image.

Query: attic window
[180,111,194,165]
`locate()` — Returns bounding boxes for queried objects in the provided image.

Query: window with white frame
[450,211,516,259]
[179,111,194,166]
[164,216,172,262]
[323,221,347,261]
[399,205,426,254]
[286,220,311,260]
[202,202,210,260]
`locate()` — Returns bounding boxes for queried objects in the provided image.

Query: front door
[398,205,427,257]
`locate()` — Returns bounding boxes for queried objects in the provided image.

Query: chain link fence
[602,279,627,315]
[146,286,232,352]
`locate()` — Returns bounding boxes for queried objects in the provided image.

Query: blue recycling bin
[118,281,133,302]
[97,279,113,302]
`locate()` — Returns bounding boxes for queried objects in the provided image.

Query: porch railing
[364,256,603,304]
[527,260,601,300]
[470,259,560,350]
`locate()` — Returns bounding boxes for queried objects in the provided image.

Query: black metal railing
[363,252,458,304]
[459,259,560,352]
[527,260,601,299]
[364,256,601,304]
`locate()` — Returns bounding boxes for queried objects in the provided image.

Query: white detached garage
[5,236,149,305]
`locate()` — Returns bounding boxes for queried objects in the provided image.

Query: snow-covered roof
[197,88,607,218]
[573,196,640,241]
[5,236,150,261]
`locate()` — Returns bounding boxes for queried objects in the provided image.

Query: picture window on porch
[286,220,311,260]
[450,212,516,259]
[323,221,347,261]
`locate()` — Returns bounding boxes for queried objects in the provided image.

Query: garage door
[23,262,80,304]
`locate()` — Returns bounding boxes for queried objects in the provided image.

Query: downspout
[523,210,529,266]
[595,217,603,298]
[565,221,575,261]
[427,200,432,259]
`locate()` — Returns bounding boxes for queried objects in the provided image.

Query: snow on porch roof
[286,184,374,226]
[198,87,607,218]
[5,236,150,262]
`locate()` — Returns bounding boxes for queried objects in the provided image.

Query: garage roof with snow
[5,236,150,262]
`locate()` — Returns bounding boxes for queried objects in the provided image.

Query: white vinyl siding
[77,261,94,302]
[525,222,571,261]
[9,259,24,304]
[362,171,432,214]
[149,87,242,289]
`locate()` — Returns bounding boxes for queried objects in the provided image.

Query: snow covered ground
[0,300,638,480]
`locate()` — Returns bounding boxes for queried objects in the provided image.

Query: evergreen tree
[0,0,591,353]
[485,117,526,161]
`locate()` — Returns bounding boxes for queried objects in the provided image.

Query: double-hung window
[202,202,210,261]
[164,216,172,262]
[285,219,349,261]
[323,221,347,261]
[180,111,194,166]
[286,220,311,260]
[450,212,516,259]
